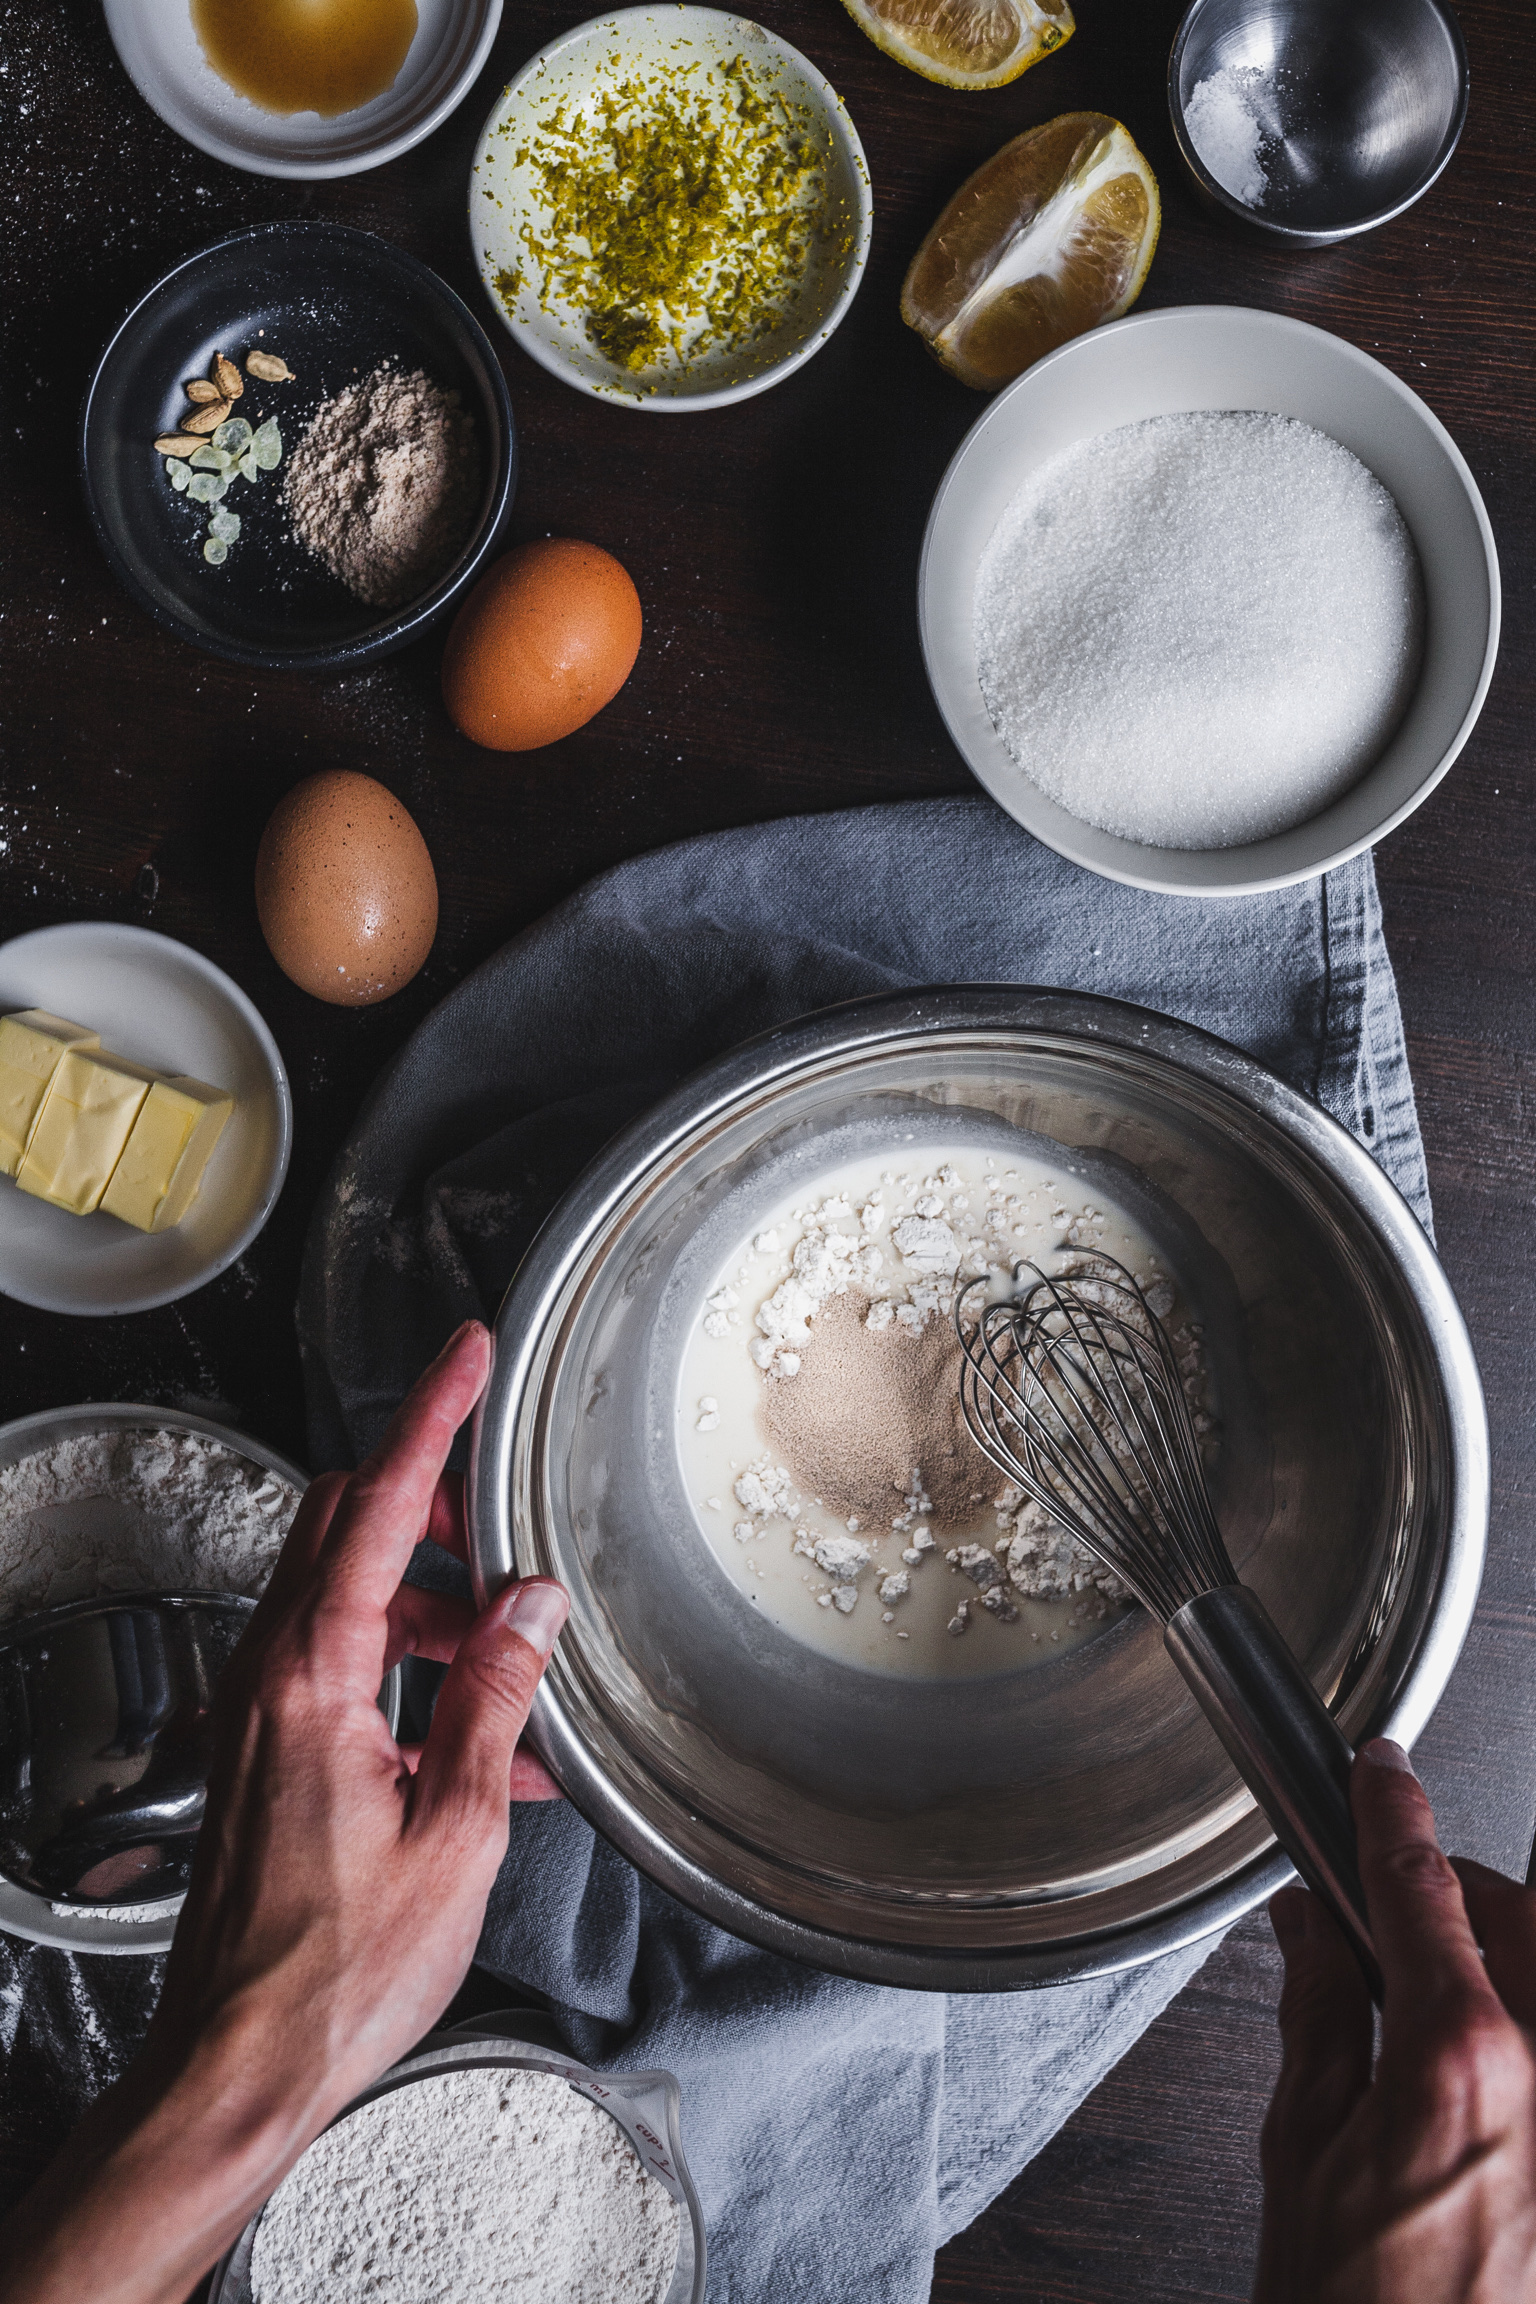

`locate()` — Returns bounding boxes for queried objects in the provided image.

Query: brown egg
[441,539,642,751]
[255,771,437,1006]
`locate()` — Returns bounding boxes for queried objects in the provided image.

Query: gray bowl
[468,989,1488,1989]
[1169,0,1469,245]
[81,223,516,671]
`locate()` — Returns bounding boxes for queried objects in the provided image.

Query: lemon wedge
[838,0,1072,91]
[902,113,1160,390]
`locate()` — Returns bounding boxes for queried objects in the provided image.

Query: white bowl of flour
[209,2024,705,2304]
[920,303,1499,897]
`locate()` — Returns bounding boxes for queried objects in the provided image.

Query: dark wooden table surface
[3,0,1535,2294]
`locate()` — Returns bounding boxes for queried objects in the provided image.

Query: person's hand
[0,1319,569,2304]
[1256,1738,1536,2303]
[157,1315,566,2111]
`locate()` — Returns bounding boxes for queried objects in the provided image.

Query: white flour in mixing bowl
[249,2066,681,2304]
[679,1142,1212,1676]
[0,1428,298,1626]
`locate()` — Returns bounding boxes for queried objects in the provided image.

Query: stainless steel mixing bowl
[1169,0,1469,246]
[468,989,1487,1988]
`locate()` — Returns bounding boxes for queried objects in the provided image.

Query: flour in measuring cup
[250,2066,681,2304]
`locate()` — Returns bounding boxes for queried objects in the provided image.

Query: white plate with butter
[0,925,290,1316]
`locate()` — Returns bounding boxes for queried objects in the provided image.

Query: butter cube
[0,1011,100,1176]
[16,1049,156,1215]
[101,1074,234,1233]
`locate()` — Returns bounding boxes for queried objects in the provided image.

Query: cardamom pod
[212,353,244,399]
[185,379,223,404]
[182,397,233,434]
[154,434,201,456]
[245,350,295,382]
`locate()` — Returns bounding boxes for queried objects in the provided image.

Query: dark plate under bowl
[80,221,516,671]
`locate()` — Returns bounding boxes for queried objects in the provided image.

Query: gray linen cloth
[299,796,1430,2301]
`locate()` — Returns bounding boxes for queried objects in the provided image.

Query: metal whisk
[957,1255,1381,1998]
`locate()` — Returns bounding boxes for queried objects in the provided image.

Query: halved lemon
[838,0,1072,92]
[901,114,1160,390]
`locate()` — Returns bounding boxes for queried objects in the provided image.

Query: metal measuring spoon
[0,1591,251,1907]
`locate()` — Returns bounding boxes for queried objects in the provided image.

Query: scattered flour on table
[249,2066,681,2304]
[0,1430,297,1625]
[974,411,1424,851]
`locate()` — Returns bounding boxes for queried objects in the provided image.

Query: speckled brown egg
[441,539,642,751]
[255,771,437,1006]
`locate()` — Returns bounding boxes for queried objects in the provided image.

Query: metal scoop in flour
[0,1591,250,1906]
[957,1254,1382,2001]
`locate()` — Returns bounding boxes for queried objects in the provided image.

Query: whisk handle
[1165,1583,1383,2005]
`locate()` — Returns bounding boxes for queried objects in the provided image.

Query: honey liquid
[191,0,419,118]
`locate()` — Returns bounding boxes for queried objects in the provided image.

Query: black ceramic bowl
[80,221,516,671]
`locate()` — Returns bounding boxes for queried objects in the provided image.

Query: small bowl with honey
[102,0,501,179]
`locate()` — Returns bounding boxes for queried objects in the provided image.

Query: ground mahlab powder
[283,363,480,609]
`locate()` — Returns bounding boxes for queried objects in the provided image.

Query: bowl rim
[77,219,518,672]
[468,984,1489,1989]
[467,4,874,413]
[1166,0,1470,245]
[101,0,505,182]
[918,302,1501,900]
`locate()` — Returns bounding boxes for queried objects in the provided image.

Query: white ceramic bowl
[0,924,291,1316]
[102,0,502,180]
[920,304,1500,898]
[471,7,872,411]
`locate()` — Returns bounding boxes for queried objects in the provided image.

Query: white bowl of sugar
[919,303,1500,897]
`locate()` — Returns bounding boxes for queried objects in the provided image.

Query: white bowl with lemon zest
[469,8,872,411]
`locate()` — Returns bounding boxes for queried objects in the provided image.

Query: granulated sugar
[249,2067,681,2304]
[0,1429,297,1625]
[283,364,480,610]
[974,411,1424,851]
